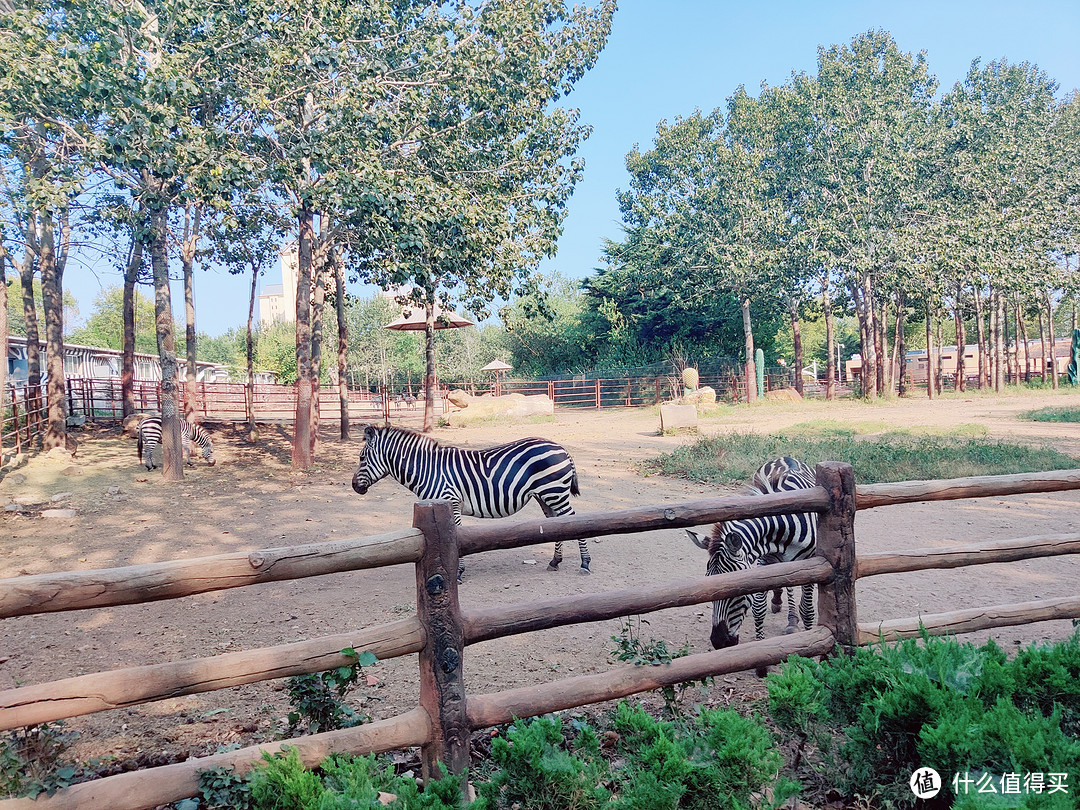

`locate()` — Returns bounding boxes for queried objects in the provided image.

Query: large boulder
[659,402,698,434]
[447,389,473,409]
[765,387,803,402]
[447,393,553,425]
[681,386,716,407]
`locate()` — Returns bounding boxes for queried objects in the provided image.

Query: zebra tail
[137,433,143,460]
[570,470,580,497]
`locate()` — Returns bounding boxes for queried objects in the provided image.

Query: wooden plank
[0,618,424,731]
[0,529,423,619]
[462,558,835,645]
[857,595,1080,645]
[855,468,1080,510]
[0,707,431,810]
[815,463,858,650]
[457,488,830,556]
[857,533,1080,579]
[466,627,835,730]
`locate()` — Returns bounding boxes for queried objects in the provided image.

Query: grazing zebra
[137,416,216,470]
[350,424,589,580]
[686,457,817,650]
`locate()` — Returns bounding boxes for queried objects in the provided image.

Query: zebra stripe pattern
[351,424,589,579]
[137,416,216,470]
[686,457,817,650]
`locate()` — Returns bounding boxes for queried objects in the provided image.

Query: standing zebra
[137,416,216,470]
[686,457,817,650]
[350,424,589,579]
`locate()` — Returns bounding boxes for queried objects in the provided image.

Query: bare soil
[2,390,1080,777]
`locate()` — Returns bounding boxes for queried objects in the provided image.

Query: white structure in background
[258,243,300,325]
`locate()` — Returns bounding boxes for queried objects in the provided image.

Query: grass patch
[644,429,1080,485]
[1019,406,1080,423]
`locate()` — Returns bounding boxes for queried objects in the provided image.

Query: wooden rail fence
[1,465,1079,809]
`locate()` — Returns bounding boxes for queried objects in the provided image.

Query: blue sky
[65,0,1080,336]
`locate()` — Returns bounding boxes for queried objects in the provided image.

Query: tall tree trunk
[0,248,8,452]
[896,292,908,397]
[292,206,314,469]
[1038,308,1048,384]
[246,258,258,443]
[823,281,836,401]
[889,296,901,396]
[790,303,804,395]
[181,204,201,422]
[953,286,966,393]
[861,273,879,398]
[935,316,945,394]
[741,298,756,403]
[309,257,326,456]
[423,300,437,432]
[993,289,1005,392]
[149,204,183,480]
[1017,300,1029,382]
[876,297,887,395]
[974,286,987,389]
[1005,301,1016,385]
[335,255,350,440]
[19,257,41,434]
[1046,293,1058,390]
[925,301,935,400]
[122,234,144,419]
[39,211,67,450]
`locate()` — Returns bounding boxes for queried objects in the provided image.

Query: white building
[258,244,299,325]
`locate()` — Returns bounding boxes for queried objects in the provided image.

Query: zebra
[137,416,216,471]
[686,457,817,650]
[350,424,589,580]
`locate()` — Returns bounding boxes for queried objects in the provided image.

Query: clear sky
[64,0,1080,337]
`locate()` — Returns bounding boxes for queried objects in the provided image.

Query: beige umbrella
[481,359,512,396]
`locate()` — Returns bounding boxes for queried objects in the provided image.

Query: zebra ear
[364,424,376,440]
[686,529,710,550]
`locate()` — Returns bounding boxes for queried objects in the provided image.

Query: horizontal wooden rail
[462,558,835,645]
[855,468,1080,510]
[0,528,423,619]
[0,707,432,810]
[857,533,1080,579]
[466,626,835,729]
[857,595,1080,645]
[458,488,830,556]
[0,618,424,731]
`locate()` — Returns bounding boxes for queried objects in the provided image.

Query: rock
[681,386,717,406]
[50,492,73,502]
[765,387,803,402]
[446,389,472,408]
[447,393,554,424]
[7,473,25,485]
[66,414,87,427]
[107,486,121,496]
[13,494,43,506]
[41,508,76,519]
[4,504,25,513]
[659,402,698,434]
[61,466,82,477]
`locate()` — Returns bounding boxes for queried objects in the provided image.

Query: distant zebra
[686,457,817,649]
[137,416,216,470]
[351,424,589,580]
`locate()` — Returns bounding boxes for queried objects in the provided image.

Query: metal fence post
[814,462,858,651]
[413,500,469,784]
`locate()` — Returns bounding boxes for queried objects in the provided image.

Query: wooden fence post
[814,462,858,651]
[413,500,469,784]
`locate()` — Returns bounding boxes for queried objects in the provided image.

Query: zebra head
[351,424,391,495]
[687,523,755,649]
[202,443,216,466]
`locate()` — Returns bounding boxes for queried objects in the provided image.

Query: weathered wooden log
[0,707,431,810]
[857,533,1080,579]
[462,558,835,645]
[855,468,1080,511]
[814,463,858,650]
[858,595,1080,645]
[457,488,830,556]
[466,626,835,730]
[0,529,423,619]
[413,501,469,784]
[0,618,424,731]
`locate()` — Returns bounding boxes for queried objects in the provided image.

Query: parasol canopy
[480,359,513,373]
[384,304,473,331]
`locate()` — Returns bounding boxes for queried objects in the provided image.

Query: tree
[68,286,177,354]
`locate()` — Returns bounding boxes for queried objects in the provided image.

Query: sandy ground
[1,388,1080,775]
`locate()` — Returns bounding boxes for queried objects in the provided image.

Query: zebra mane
[367,424,440,450]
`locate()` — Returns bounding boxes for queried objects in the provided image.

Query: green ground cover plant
[1019,406,1080,423]
[644,428,1079,485]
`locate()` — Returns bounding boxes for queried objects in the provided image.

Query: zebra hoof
[578,564,591,575]
[770,602,782,614]
[547,562,560,572]
[755,665,769,679]
[785,625,798,635]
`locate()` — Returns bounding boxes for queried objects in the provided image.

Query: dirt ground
[2,389,1080,776]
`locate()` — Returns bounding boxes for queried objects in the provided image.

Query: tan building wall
[258,244,299,325]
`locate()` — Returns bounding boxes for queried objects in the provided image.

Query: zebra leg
[751,591,770,677]
[548,541,563,571]
[799,584,816,629]
[577,538,591,574]
[786,587,799,633]
[771,588,783,614]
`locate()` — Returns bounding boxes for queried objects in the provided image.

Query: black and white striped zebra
[137,416,216,470]
[350,424,589,579]
[686,457,817,649]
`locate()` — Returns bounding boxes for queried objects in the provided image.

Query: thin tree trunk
[335,255,350,440]
[181,204,201,422]
[823,281,836,401]
[122,234,144,419]
[925,301,935,400]
[790,304,804,396]
[1017,300,1029,382]
[0,248,8,453]
[246,258,258,443]
[39,211,67,450]
[896,292,908,397]
[309,257,326,456]
[876,297,887,395]
[974,286,987,389]
[1047,293,1058,390]
[741,298,756,403]
[423,300,437,432]
[292,206,314,469]
[935,316,945,393]
[149,204,183,480]
[19,257,41,435]
[953,286,966,393]
[889,297,901,396]
[993,289,1005,392]
[1038,308,1048,384]
[861,273,879,398]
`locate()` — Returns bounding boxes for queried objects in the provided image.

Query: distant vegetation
[1019,406,1080,423]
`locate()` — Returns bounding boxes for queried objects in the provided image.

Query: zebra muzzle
[351,477,368,495]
